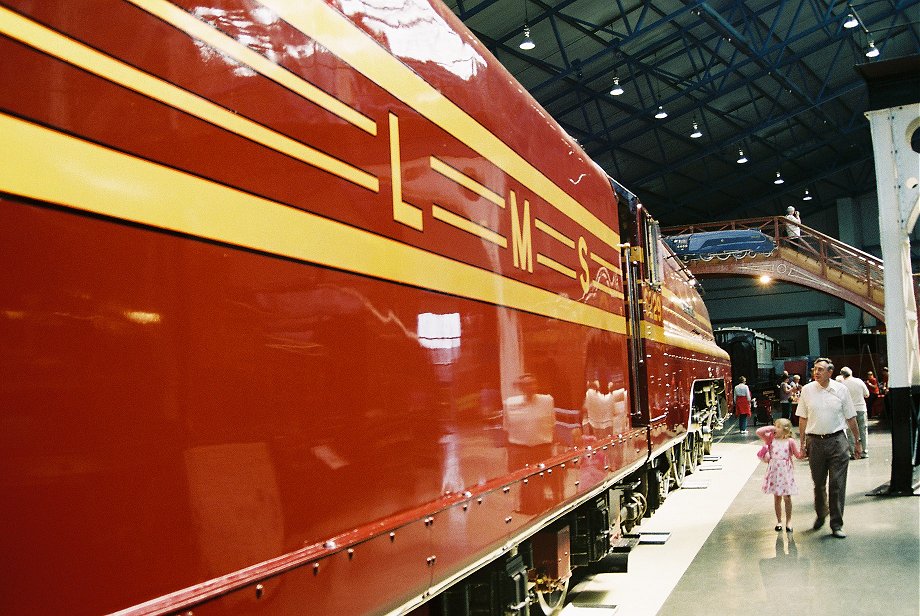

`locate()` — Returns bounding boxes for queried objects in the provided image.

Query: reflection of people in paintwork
[504,374,559,514]
[582,380,628,438]
[504,374,554,448]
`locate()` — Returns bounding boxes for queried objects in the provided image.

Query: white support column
[865,105,920,390]
[859,58,920,495]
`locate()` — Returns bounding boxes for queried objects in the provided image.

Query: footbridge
[661,216,889,321]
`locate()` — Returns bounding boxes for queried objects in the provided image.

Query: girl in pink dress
[757,419,804,532]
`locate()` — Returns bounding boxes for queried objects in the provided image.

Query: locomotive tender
[0,1,730,614]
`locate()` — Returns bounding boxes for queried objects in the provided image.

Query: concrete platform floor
[564,418,920,616]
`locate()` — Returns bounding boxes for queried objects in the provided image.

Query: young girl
[757,418,804,532]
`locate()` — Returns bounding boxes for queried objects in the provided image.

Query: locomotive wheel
[670,445,686,488]
[693,433,704,466]
[683,436,697,474]
[535,579,569,615]
[646,466,669,510]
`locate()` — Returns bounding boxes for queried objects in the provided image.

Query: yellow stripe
[592,280,623,300]
[661,287,682,303]
[662,287,712,332]
[0,6,379,193]
[259,0,619,249]
[535,218,575,249]
[432,205,507,247]
[590,252,621,276]
[642,321,729,359]
[0,114,625,335]
[537,254,577,279]
[126,0,377,135]
[430,157,504,208]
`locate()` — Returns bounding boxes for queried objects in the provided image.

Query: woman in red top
[734,376,752,434]
[865,371,879,417]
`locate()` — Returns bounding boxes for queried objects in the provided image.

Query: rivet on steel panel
[255,584,264,599]
[503,486,510,493]
[477,497,483,504]
[313,563,319,575]
[547,468,552,474]
[390,532,396,541]
[505,516,512,523]
[463,503,469,510]
[347,548,354,559]
[524,478,528,484]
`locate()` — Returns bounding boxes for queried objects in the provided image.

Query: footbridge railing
[661,216,887,321]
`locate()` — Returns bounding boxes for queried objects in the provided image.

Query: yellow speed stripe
[0,5,379,192]
[432,205,507,247]
[590,252,621,276]
[643,321,729,359]
[126,0,377,135]
[0,114,626,335]
[535,218,575,248]
[430,157,504,207]
[259,0,620,250]
[591,280,623,300]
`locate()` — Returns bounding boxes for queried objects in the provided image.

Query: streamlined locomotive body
[0,1,729,614]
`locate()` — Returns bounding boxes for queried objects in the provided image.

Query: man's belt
[808,430,843,439]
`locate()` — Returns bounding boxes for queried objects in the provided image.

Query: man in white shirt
[838,366,871,459]
[796,358,861,538]
[784,206,801,239]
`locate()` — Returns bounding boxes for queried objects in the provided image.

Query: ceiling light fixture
[655,105,668,119]
[803,189,813,201]
[690,121,702,138]
[519,0,535,51]
[844,13,859,29]
[774,171,784,185]
[610,77,624,96]
[865,40,879,58]
[737,149,748,164]
[519,25,535,50]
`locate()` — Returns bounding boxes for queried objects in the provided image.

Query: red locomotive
[0,1,730,614]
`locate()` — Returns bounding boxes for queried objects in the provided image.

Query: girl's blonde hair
[774,417,794,438]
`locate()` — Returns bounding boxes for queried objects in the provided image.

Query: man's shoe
[831,529,847,538]
[812,517,825,530]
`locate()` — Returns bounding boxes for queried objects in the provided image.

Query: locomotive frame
[0,1,730,614]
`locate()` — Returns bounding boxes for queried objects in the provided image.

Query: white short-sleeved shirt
[796,380,856,435]
[840,376,870,412]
